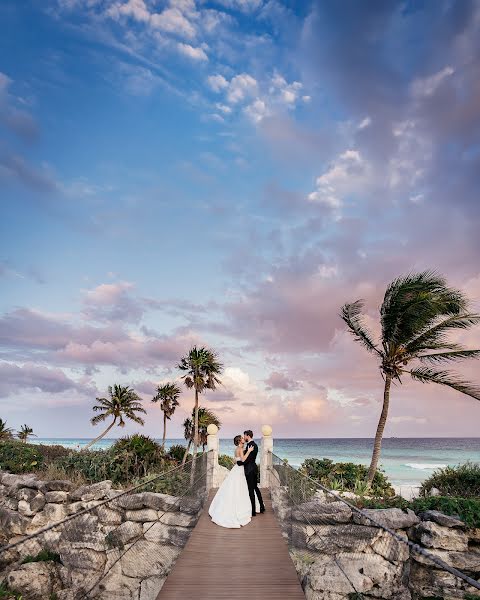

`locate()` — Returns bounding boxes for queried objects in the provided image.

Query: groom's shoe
[260,507,266,513]
[251,512,257,517]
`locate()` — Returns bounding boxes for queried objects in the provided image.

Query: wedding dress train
[208,461,259,528]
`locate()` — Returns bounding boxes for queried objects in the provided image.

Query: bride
[209,434,259,528]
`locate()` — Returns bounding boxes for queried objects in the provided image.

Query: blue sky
[1,0,480,440]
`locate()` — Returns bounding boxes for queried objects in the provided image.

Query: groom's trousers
[246,470,265,515]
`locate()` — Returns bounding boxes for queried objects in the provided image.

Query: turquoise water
[32,437,480,488]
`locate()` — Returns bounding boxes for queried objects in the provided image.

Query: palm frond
[405,313,480,355]
[340,300,381,355]
[408,367,480,400]
[91,413,108,425]
[417,349,480,364]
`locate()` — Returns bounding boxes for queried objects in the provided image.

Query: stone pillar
[260,424,273,488]
[206,423,219,490]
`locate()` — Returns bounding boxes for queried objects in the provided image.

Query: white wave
[405,463,447,470]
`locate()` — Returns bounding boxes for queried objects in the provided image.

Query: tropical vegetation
[301,457,394,497]
[341,271,480,484]
[151,382,181,448]
[182,406,221,463]
[84,384,146,451]
[17,424,35,444]
[178,346,223,458]
[0,419,14,440]
[419,461,480,498]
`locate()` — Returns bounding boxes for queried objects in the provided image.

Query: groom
[242,430,265,517]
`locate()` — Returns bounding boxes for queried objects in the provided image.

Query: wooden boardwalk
[157,490,305,600]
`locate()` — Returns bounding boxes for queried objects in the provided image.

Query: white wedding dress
[208,454,260,528]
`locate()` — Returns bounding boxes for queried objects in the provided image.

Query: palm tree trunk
[82,419,116,451]
[193,388,199,457]
[182,439,192,465]
[162,412,167,449]
[367,374,392,485]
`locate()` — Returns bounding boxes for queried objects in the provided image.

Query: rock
[126,508,159,522]
[2,496,19,510]
[120,540,180,578]
[46,490,70,503]
[412,547,480,572]
[177,496,202,514]
[106,521,143,547]
[61,546,106,571]
[95,560,140,595]
[95,505,123,525]
[307,553,404,598]
[18,491,46,516]
[60,513,105,550]
[409,561,464,598]
[17,487,38,502]
[115,493,146,510]
[45,479,73,492]
[44,502,68,522]
[470,528,480,543]
[292,500,352,524]
[372,529,410,563]
[70,480,112,501]
[139,575,166,600]
[0,506,29,535]
[353,507,420,529]
[7,561,58,600]
[1,473,39,492]
[143,521,191,547]
[413,521,469,551]
[59,565,101,594]
[418,510,466,529]
[66,499,102,514]
[115,491,179,512]
[159,511,197,528]
[292,522,378,554]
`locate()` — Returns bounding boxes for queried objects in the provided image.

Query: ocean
[32,437,480,493]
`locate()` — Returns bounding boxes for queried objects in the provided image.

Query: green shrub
[34,443,71,463]
[22,550,61,564]
[111,434,167,478]
[301,457,394,497]
[0,583,22,600]
[0,439,44,473]
[218,454,234,470]
[420,462,480,498]
[356,495,480,528]
[168,444,187,462]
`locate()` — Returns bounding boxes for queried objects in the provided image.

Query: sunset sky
[1,0,480,440]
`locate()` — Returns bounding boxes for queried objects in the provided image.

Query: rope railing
[268,452,480,599]
[0,451,212,599]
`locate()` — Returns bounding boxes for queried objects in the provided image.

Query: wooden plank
[157,490,305,600]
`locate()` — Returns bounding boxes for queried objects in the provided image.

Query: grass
[21,550,62,565]
[0,583,22,600]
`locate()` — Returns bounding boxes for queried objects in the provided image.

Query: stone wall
[0,472,203,600]
[271,487,480,600]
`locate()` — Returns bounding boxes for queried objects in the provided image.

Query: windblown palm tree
[178,346,223,458]
[152,382,181,449]
[182,407,221,463]
[84,385,146,451]
[341,271,480,485]
[18,424,36,444]
[0,419,14,440]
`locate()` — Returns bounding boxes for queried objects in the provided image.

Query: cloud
[207,74,229,91]
[177,43,208,61]
[82,281,144,323]
[0,72,39,142]
[265,371,300,391]
[226,74,258,103]
[411,66,455,99]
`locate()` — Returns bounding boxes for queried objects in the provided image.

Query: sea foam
[405,463,447,470]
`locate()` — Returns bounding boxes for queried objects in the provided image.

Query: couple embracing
[209,430,266,528]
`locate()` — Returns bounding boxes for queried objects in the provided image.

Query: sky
[1,0,480,441]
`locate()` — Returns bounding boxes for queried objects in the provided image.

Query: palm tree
[0,419,14,440]
[18,424,35,444]
[152,382,181,449]
[83,385,146,451]
[178,346,223,458]
[341,271,480,485]
[181,407,221,463]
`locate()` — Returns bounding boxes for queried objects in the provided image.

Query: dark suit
[238,440,265,516]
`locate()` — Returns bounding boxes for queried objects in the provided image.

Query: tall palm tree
[84,385,146,451]
[178,346,223,458]
[341,271,480,485]
[152,382,181,449]
[181,407,221,463]
[0,419,14,440]
[18,424,35,444]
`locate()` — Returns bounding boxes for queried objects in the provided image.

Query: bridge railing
[269,452,480,600]
[0,451,212,599]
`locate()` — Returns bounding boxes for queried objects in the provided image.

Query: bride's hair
[233,434,242,446]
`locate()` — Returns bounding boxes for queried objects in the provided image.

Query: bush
[356,495,480,529]
[0,439,44,473]
[168,444,187,462]
[111,434,167,478]
[34,443,71,463]
[420,462,480,498]
[218,454,234,470]
[301,457,394,497]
